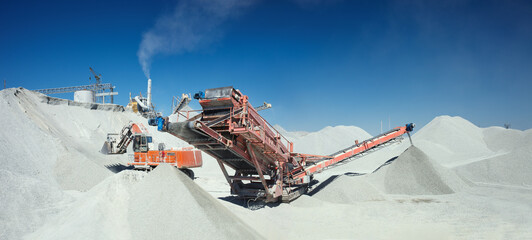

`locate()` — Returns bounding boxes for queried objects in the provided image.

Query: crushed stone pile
[312,175,385,204]
[3,87,532,239]
[0,88,69,239]
[455,126,532,186]
[0,88,193,239]
[413,115,532,186]
[26,170,145,240]
[455,146,532,186]
[368,146,466,195]
[129,164,262,240]
[275,125,371,156]
[482,127,532,152]
[413,115,493,166]
[27,165,263,240]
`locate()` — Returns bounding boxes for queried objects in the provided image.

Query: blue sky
[1,0,531,135]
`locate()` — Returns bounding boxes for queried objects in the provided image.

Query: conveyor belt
[152,86,415,203]
[172,95,191,114]
[166,121,257,173]
[328,128,400,157]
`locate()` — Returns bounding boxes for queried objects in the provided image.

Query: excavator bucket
[100,141,113,154]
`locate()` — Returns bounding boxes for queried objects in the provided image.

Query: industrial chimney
[147,78,152,110]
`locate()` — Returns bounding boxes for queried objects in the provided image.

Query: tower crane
[33,67,117,104]
[89,67,102,85]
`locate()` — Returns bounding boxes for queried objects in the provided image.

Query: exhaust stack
[147,78,152,110]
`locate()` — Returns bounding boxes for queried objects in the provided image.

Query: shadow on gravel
[372,156,398,173]
[307,175,339,196]
[307,171,367,197]
[216,155,399,208]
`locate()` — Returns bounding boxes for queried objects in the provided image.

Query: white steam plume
[138,0,256,78]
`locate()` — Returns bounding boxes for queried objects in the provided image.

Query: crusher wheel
[179,168,195,180]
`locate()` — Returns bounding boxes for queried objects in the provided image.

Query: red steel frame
[290,126,410,182]
[162,87,413,202]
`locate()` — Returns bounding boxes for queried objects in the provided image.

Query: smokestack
[147,78,152,110]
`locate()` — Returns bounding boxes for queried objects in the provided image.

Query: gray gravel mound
[455,145,532,186]
[368,146,466,195]
[313,175,385,204]
[129,164,263,240]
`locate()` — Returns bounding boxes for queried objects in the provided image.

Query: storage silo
[74,90,95,103]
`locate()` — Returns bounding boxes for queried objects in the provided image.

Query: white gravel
[2,88,532,239]
[313,175,385,203]
[368,146,467,195]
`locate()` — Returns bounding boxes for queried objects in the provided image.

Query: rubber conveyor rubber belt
[166,121,257,173]
[328,128,400,157]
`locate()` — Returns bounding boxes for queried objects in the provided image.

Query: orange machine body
[129,149,203,169]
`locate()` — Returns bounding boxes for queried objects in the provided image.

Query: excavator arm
[101,122,150,154]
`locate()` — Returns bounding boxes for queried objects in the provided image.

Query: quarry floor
[1,88,531,240]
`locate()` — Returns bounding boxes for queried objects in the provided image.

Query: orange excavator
[101,122,202,178]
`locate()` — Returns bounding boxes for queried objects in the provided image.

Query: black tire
[187,169,195,180]
[180,168,195,180]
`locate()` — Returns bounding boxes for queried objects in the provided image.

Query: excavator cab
[132,134,151,153]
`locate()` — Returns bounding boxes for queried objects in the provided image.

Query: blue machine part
[148,117,165,131]
[157,117,165,131]
[147,118,158,126]
[193,91,205,100]
[406,123,416,132]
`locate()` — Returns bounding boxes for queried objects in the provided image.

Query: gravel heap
[368,146,466,195]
